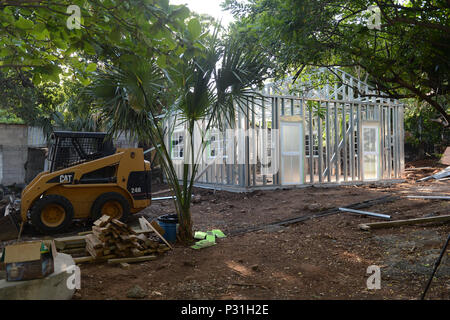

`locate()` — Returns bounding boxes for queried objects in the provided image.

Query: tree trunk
[177,207,194,245]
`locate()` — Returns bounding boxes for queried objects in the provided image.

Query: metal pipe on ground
[230,196,398,236]
[338,208,391,219]
[151,194,194,201]
[152,196,176,201]
[406,195,450,200]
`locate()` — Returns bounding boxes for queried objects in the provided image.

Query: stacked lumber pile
[85,215,169,259]
[54,235,87,256]
[55,215,171,264]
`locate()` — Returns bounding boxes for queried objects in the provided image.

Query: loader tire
[31,195,74,234]
[91,192,130,222]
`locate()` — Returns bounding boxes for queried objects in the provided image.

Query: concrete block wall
[0,123,28,146]
[0,145,27,185]
[0,124,29,185]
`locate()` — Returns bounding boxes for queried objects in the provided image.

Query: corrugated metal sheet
[27,127,47,147]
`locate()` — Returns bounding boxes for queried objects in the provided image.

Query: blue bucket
[157,214,178,243]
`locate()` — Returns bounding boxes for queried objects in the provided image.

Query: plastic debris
[191,229,226,250]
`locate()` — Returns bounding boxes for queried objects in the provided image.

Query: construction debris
[230,195,399,235]
[418,166,450,181]
[338,207,391,219]
[85,216,166,259]
[55,215,170,264]
[191,229,226,249]
[440,147,450,166]
[107,255,157,264]
[359,214,450,231]
[138,217,173,249]
[406,195,450,200]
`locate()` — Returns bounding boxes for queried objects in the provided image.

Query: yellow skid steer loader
[5,131,152,235]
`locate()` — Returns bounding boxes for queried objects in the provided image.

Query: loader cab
[48,131,116,172]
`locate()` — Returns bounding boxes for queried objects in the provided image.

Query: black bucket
[157,214,178,224]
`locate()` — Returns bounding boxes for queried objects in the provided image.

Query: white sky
[170,0,235,26]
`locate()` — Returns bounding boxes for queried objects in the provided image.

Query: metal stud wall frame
[168,69,405,191]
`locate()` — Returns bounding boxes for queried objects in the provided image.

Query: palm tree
[86,31,271,244]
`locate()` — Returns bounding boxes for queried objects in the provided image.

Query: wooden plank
[140,217,173,249]
[139,218,150,231]
[150,220,165,236]
[74,254,116,264]
[93,215,112,227]
[107,255,157,264]
[86,234,103,249]
[54,235,86,243]
[78,231,93,236]
[359,214,450,230]
[60,247,87,254]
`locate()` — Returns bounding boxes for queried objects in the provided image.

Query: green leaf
[15,17,34,30]
[170,5,190,21]
[156,55,166,68]
[84,42,96,55]
[188,19,201,39]
[86,63,97,72]
[32,73,42,86]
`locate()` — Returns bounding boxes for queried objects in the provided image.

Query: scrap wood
[359,214,450,231]
[139,217,173,249]
[74,254,116,264]
[78,230,93,236]
[405,167,434,171]
[83,215,169,260]
[139,217,166,235]
[60,247,87,255]
[54,235,86,250]
[54,235,86,243]
[93,215,112,227]
[107,255,157,264]
[418,166,450,181]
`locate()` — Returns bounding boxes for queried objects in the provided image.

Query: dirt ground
[75,160,449,300]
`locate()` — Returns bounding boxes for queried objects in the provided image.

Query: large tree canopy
[0,0,210,129]
[224,0,450,125]
[0,0,197,84]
